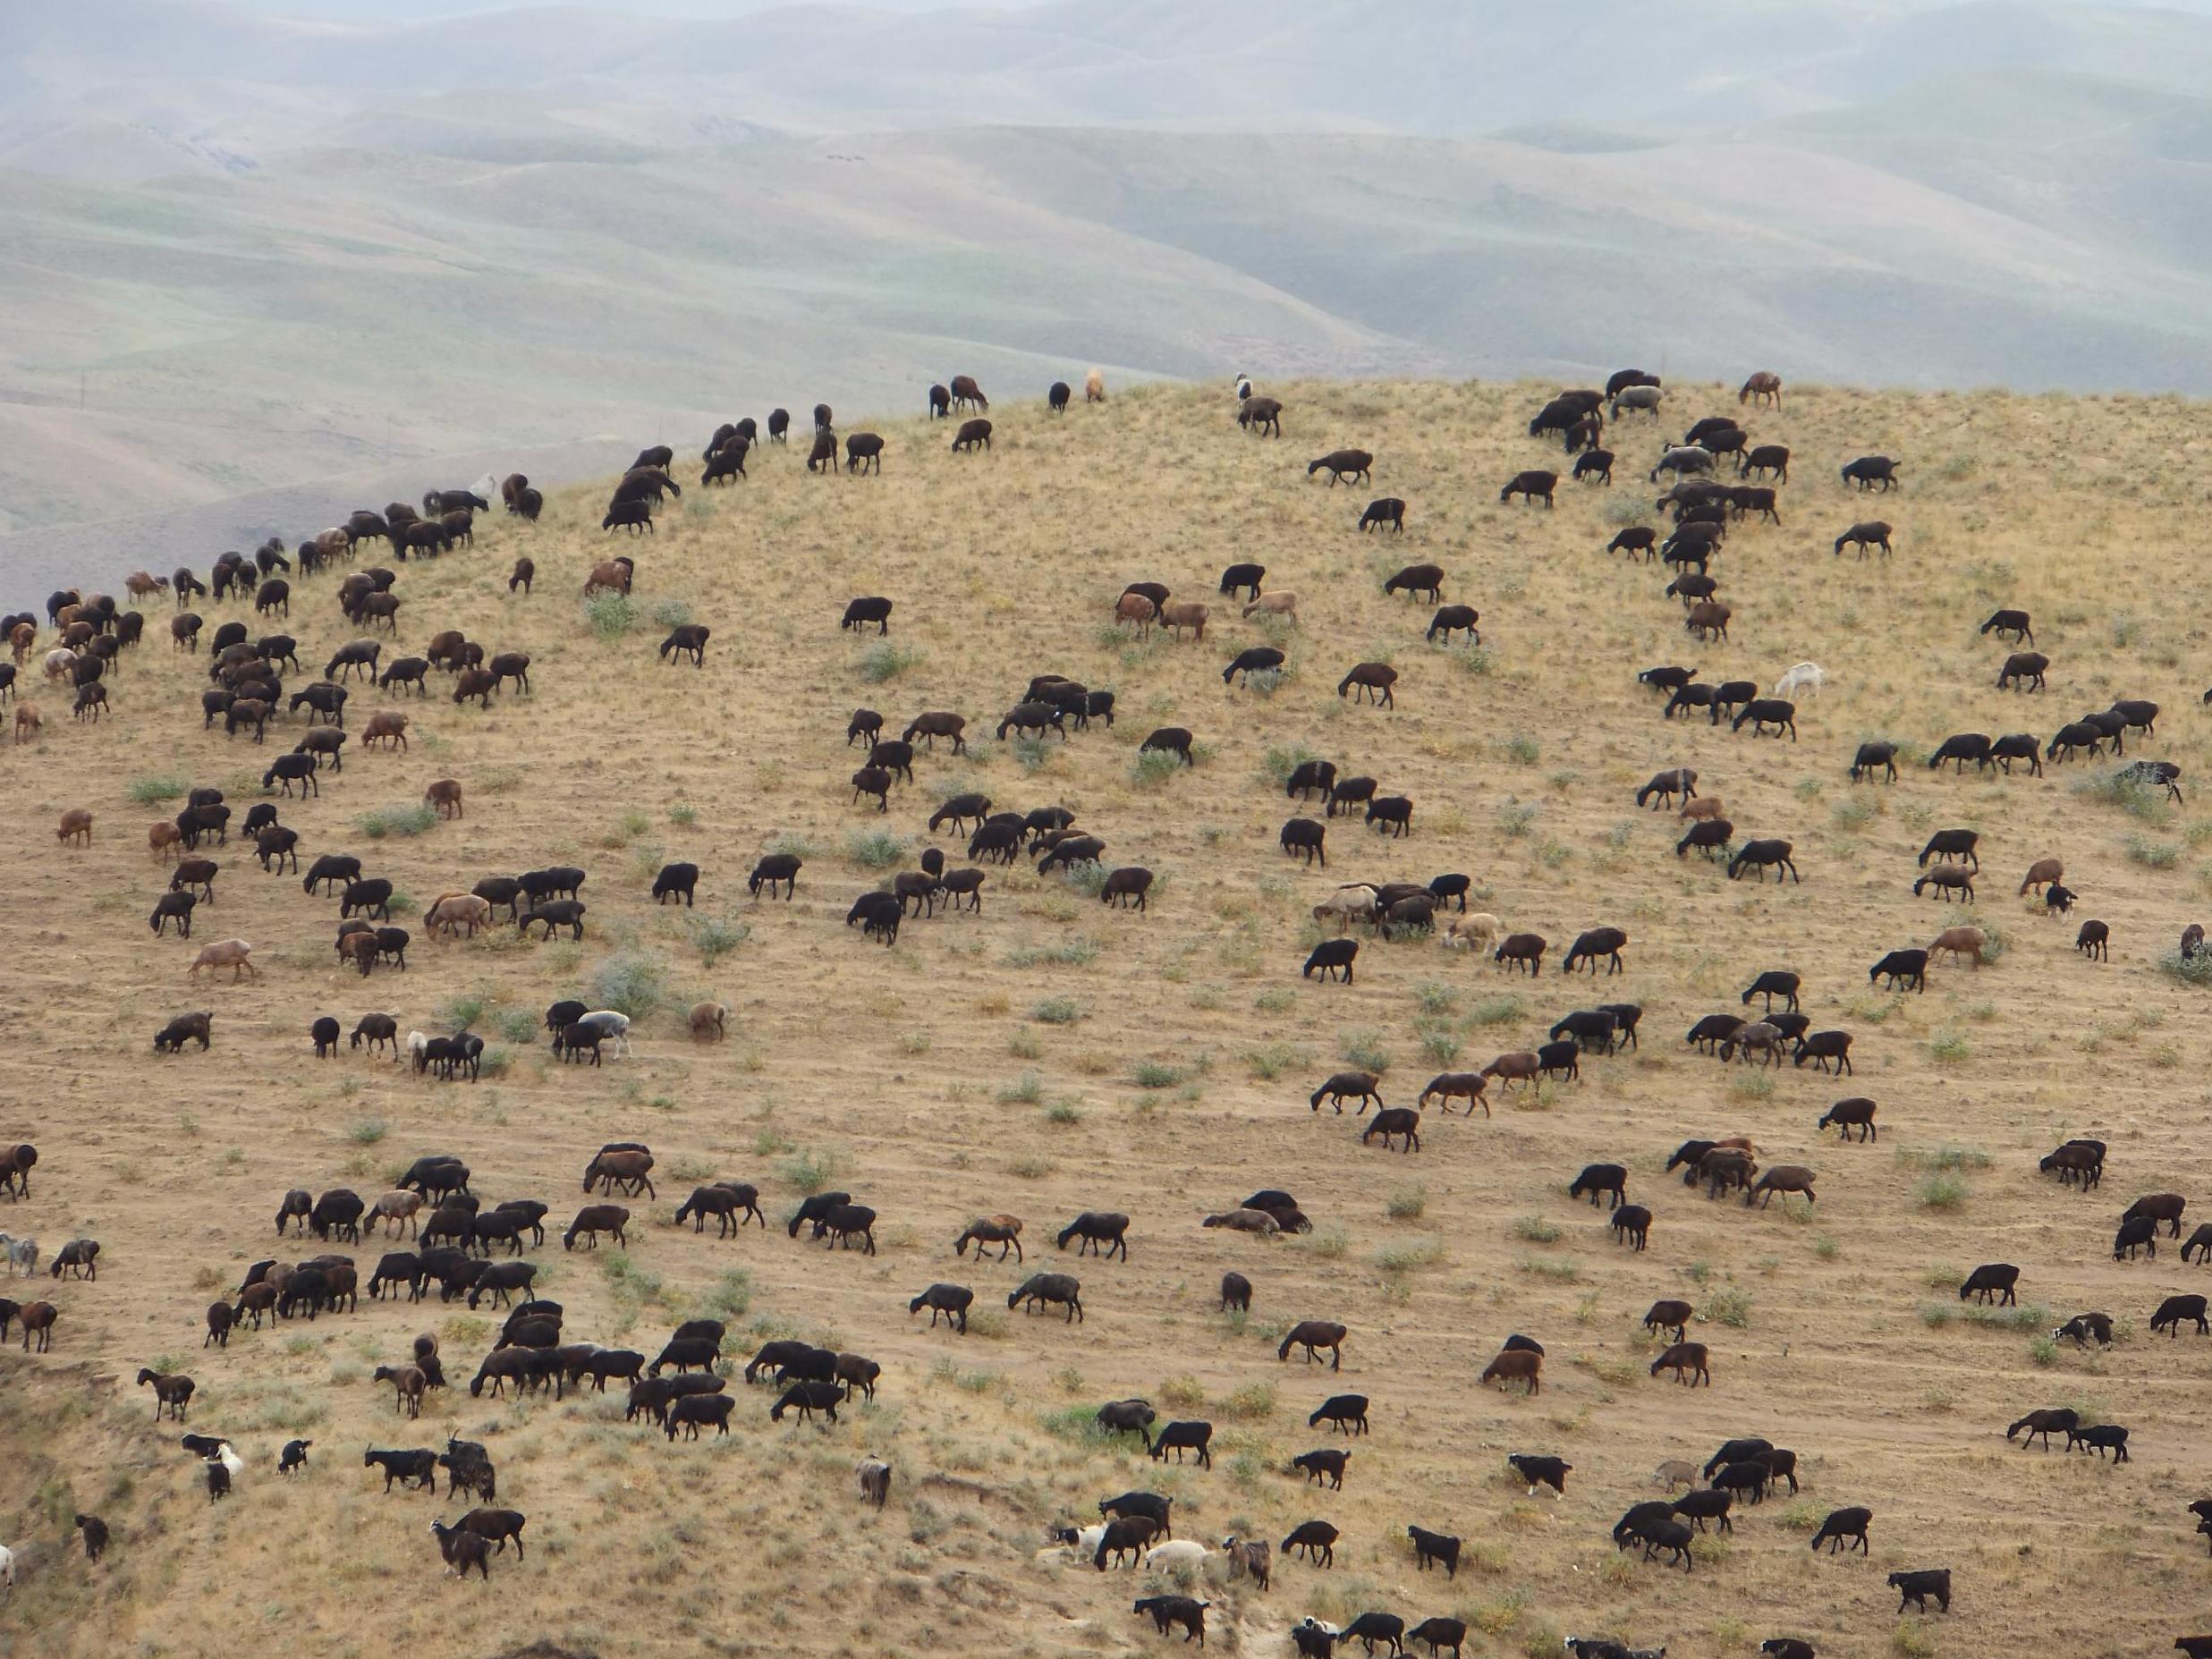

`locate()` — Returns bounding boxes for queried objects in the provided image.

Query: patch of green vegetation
[127,773,191,805]
[589,949,669,1018]
[584,593,640,639]
[692,913,750,966]
[1030,997,1083,1026]
[357,803,438,839]
[1386,1187,1427,1221]
[843,827,909,868]
[859,641,922,683]
[1702,1286,1753,1328]
[1918,1173,1969,1210]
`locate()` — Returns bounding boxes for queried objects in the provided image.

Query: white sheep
[1773,661,1826,700]
[577,1010,632,1058]
[1440,912,1501,952]
[855,1455,892,1507]
[0,1542,14,1596]
[1142,1539,1210,1574]
[0,1232,36,1276]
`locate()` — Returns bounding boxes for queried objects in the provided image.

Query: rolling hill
[5,378,2212,1656]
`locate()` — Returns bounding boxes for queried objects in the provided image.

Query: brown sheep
[1114,592,1157,635]
[427,893,494,937]
[1650,1342,1710,1385]
[452,667,495,708]
[1085,368,1106,402]
[148,821,182,861]
[1479,1349,1540,1394]
[1201,1209,1282,1237]
[1679,795,1726,822]
[2019,857,2064,895]
[1929,926,1987,968]
[689,1002,728,1043]
[1479,1052,1541,1089]
[56,808,92,847]
[1685,600,1732,641]
[1747,1166,1817,1208]
[584,561,632,597]
[368,1190,423,1239]
[1159,601,1209,640]
[424,779,463,819]
[1338,663,1397,707]
[362,712,409,752]
[188,939,260,982]
[1417,1072,1489,1117]
[373,1362,428,1418]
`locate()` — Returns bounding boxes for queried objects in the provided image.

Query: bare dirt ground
[4,379,2212,1659]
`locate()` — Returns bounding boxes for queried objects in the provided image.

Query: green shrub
[650,597,694,629]
[775,1147,846,1194]
[1260,743,1321,788]
[2159,946,2212,986]
[1131,749,1186,787]
[346,1118,387,1146]
[1469,995,1522,1027]
[1503,733,1540,766]
[2127,833,2182,869]
[1030,998,1083,1026]
[1702,1286,1753,1328]
[997,1071,1044,1105]
[1339,1030,1390,1072]
[691,914,751,966]
[127,773,191,805]
[1928,1028,1971,1064]
[589,949,669,1018]
[843,827,909,868]
[357,803,438,839]
[1132,1061,1184,1089]
[496,1009,539,1045]
[584,593,640,639]
[1386,1186,1426,1221]
[1918,1172,1969,1210]
[1511,1215,1560,1244]
[860,642,921,683]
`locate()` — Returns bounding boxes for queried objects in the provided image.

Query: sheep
[1304,939,1360,982]
[856,1455,893,1507]
[1479,1348,1540,1393]
[1440,912,1499,952]
[1610,1205,1653,1250]
[1499,470,1557,506]
[1101,1398,1167,1451]
[1887,1568,1949,1612]
[1241,591,1298,623]
[1509,1453,1571,1496]
[1140,1539,1209,1578]
[1818,1097,1877,1140]
[1960,1263,2020,1305]
[1564,927,1628,975]
[1278,1320,1348,1369]
[1009,1273,1084,1322]
[136,1367,195,1421]
[1150,1421,1212,1467]
[1339,663,1396,707]
[1282,1519,1339,1567]
[2152,1294,2209,1336]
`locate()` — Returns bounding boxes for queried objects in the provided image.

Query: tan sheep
[188,939,259,982]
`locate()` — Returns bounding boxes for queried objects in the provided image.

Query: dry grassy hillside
[8,378,2212,1659]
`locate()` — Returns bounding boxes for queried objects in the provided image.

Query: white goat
[0,1232,36,1276]
[0,1542,14,1595]
[1773,661,1825,700]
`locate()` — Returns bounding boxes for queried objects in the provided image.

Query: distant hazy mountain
[5,0,2212,544]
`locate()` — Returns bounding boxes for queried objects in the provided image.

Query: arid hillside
[6,378,2212,1659]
